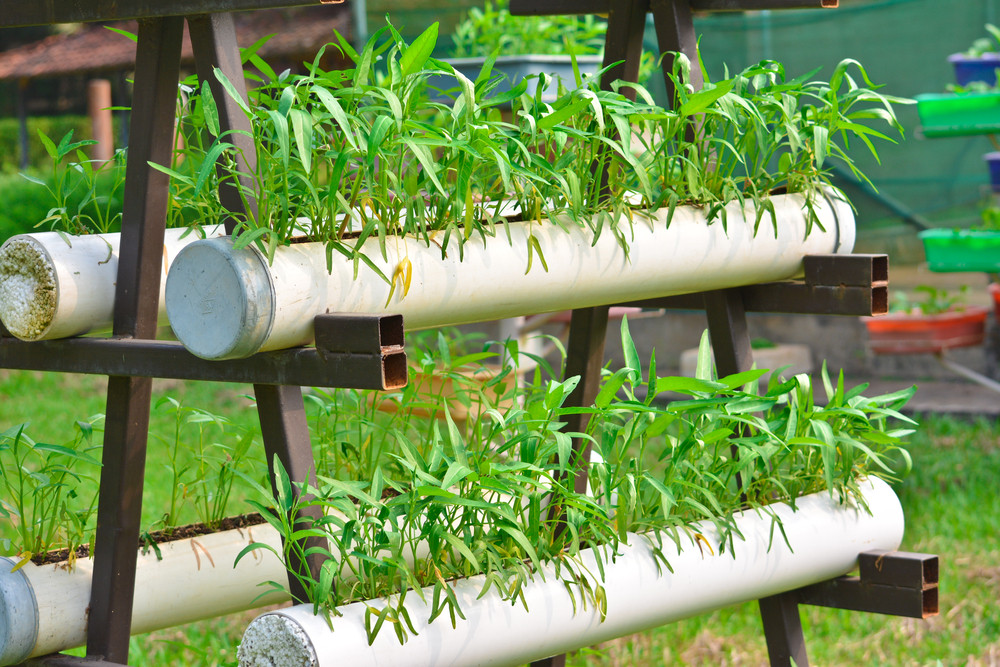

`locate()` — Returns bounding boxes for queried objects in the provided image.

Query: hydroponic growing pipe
[0,226,224,341]
[0,523,287,665]
[165,192,855,360]
[237,477,903,667]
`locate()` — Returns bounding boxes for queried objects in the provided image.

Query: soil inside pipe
[28,512,267,566]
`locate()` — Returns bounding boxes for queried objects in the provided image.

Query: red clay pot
[863,306,989,355]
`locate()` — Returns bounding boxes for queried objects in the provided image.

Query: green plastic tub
[919,228,1000,272]
[915,92,1000,138]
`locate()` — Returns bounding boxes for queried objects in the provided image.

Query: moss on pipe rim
[0,237,57,341]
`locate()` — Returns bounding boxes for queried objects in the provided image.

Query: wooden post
[87,79,115,165]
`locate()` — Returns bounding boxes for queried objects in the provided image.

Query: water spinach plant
[0,417,103,562]
[238,322,915,644]
[154,20,908,280]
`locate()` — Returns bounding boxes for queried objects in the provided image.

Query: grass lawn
[2,372,998,665]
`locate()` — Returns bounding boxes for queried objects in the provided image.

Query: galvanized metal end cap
[0,557,39,665]
[165,237,275,360]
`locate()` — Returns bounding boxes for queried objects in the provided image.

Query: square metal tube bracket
[796,550,939,619]
[622,254,889,316]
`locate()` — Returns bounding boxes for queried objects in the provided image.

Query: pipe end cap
[166,237,275,360]
[0,557,39,664]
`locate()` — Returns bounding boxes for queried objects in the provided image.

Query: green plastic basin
[919,228,1000,272]
[915,92,1000,138]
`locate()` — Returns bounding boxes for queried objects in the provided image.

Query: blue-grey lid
[0,557,38,665]
[165,237,275,360]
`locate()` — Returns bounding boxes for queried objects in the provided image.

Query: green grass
[1,370,997,665]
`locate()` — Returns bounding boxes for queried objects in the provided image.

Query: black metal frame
[1,1,936,666]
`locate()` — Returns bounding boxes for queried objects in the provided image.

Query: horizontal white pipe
[0,226,224,341]
[238,477,902,667]
[165,193,855,359]
[0,523,288,665]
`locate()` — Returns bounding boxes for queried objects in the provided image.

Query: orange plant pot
[862,307,989,355]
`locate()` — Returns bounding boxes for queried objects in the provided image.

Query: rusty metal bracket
[623,254,889,316]
[0,329,407,391]
[797,550,939,619]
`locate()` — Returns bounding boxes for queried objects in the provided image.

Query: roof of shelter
[0,5,350,81]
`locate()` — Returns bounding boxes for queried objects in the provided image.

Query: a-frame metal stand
[509,1,938,665]
[1,2,937,666]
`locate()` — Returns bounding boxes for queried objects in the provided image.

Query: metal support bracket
[797,550,939,619]
[625,254,889,316]
[760,551,939,667]
[0,317,407,390]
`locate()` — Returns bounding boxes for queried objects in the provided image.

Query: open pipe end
[238,613,316,667]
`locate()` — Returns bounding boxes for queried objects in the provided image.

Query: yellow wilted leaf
[693,533,715,557]
[10,552,32,573]
[384,256,413,307]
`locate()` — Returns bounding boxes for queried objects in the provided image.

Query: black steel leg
[704,288,754,377]
[561,306,612,495]
[187,12,327,605]
[87,16,185,663]
[254,384,327,603]
[650,0,703,100]
[600,0,649,95]
[187,12,259,231]
[759,593,810,667]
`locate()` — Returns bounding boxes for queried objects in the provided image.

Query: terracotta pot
[862,307,989,355]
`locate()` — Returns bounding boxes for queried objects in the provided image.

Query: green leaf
[38,131,59,161]
[813,125,829,168]
[312,85,358,151]
[200,80,220,138]
[266,109,291,169]
[678,79,733,117]
[537,96,591,131]
[289,108,314,174]
[400,23,438,78]
[212,67,251,115]
[595,368,631,409]
[621,316,641,384]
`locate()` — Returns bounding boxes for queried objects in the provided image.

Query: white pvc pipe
[0,522,288,665]
[0,226,224,341]
[165,193,855,359]
[238,477,902,667]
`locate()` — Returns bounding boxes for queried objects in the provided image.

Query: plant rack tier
[0,0,319,27]
[239,479,911,667]
[164,194,855,360]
